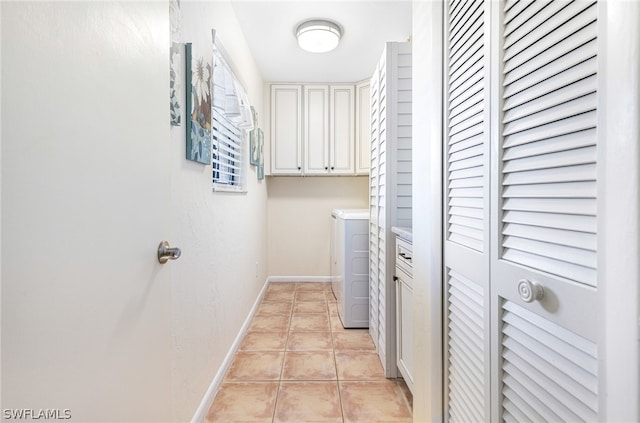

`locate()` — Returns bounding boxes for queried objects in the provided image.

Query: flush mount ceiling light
[296,20,341,53]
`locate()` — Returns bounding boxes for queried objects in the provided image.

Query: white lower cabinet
[395,236,413,393]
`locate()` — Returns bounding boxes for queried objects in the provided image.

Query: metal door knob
[158,241,181,264]
[518,279,544,303]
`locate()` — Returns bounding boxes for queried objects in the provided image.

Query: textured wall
[170,2,268,421]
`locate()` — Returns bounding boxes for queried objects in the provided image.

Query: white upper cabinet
[269,83,364,176]
[270,84,302,174]
[355,81,371,175]
[329,85,355,174]
[303,85,330,174]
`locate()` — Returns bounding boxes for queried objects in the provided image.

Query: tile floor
[206,282,413,423]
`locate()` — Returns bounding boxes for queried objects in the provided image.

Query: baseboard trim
[267,275,331,283]
[190,278,270,423]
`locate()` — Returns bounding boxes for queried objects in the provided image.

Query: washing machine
[330,209,369,328]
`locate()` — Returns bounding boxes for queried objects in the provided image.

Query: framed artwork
[249,106,259,166]
[185,43,212,164]
[170,42,181,126]
[170,0,181,126]
[257,128,264,180]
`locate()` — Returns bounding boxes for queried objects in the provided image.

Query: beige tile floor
[206,282,413,423]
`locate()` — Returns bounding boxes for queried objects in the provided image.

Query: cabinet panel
[330,85,355,174]
[356,81,371,175]
[304,85,329,174]
[396,271,414,392]
[395,236,414,393]
[270,85,302,174]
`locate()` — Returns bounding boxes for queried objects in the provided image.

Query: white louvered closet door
[369,64,381,352]
[443,0,492,422]
[490,1,600,421]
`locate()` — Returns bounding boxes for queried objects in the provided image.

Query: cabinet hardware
[399,252,412,261]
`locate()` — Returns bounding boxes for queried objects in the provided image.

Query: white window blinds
[212,108,243,188]
[211,30,252,191]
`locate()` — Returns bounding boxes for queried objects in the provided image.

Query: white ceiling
[230,1,413,83]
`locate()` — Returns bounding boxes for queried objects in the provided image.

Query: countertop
[391,226,413,243]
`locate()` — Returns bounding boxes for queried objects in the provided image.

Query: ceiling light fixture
[296,20,341,53]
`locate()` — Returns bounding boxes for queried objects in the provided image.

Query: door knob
[518,279,544,303]
[158,241,181,264]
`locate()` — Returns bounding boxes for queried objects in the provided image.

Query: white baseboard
[267,275,331,283]
[190,278,270,423]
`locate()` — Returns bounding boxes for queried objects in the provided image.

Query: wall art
[257,128,264,180]
[170,42,181,126]
[249,106,259,166]
[185,43,212,164]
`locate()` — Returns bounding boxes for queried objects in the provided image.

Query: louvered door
[490,1,600,421]
[369,64,381,352]
[443,0,492,421]
[369,43,412,378]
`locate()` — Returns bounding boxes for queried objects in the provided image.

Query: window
[212,108,244,190]
[211,29,252,192]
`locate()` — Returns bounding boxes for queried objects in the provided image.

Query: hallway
[206,282,412,422]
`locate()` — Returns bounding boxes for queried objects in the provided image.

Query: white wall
[267,176,368,277]
[1,1,269,421]
[170,2,268,421]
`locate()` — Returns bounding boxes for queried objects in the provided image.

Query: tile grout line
[328,284,347,423]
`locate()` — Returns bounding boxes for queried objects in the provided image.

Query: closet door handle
[518,279,544,303]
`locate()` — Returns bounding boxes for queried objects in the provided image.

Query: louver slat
[504,0,539,26]
[503,67,597,116]
[501,301,598,421]
[446,0,485,254]
[503,2,597,64]
[501,1,598,286]
[503,1,562,45]
[505,26,597,87]
[447,269,485,422]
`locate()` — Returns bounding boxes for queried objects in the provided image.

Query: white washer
[330,209,369,328]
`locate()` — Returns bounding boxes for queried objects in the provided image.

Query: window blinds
[211,30,252,189]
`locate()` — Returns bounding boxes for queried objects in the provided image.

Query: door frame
[598,1,640,420]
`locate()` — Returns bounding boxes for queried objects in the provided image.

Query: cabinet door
[355,81,371,175]
[396,268,414,393]
[270,84,302,174]
[304,85,329,175]
[330,85,355,174]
